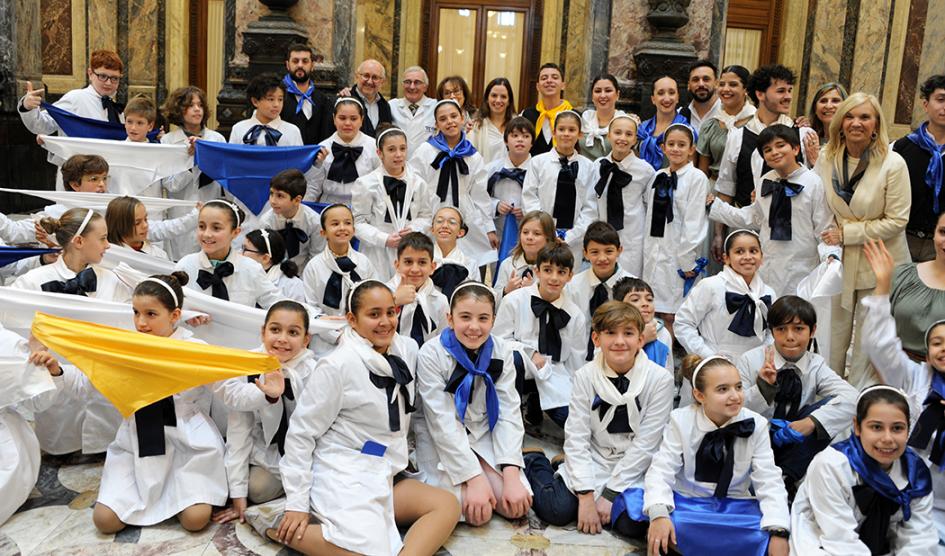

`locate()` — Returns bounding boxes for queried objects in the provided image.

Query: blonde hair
[824,92,889,164]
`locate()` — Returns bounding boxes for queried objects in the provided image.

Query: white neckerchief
[720,265,770,338]
[265,264,284,284]
[582,109,627,147]
[744,113,794,136]
[588,266,622,289]
[434,242,466,267]
[381,168,415,231]
[589,350,650,432]
[712,103,756,131]
[340,326,414,407]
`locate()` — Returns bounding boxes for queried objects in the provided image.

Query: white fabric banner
[796,260,843,361]
[0,188,196,212]
[101,244,177,276]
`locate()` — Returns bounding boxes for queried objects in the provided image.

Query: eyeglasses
[403,80,425,87]
[359,73,385,83]
[242,247,262,255]
[91,71,122,84]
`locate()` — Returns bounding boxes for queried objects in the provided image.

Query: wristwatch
[767,527,790,539]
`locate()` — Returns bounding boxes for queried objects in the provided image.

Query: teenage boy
[230,74,303,147]
[521,63,573,155]
[257,168,324,270]
[281,43,334,145]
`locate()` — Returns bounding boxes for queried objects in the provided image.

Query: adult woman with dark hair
[436,76,477,122]
[470,77,517,165]
[578,73,628,160]
[695,65,755,181]
[807,82,848,144]
[637,75,691,170]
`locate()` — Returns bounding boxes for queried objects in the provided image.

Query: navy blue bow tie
[243,124,283,146]
[649,171,677,238]
[530,296,571,361]
[694,417,756,497]
[328,142,364,183]
[487,167,527,196]
[760,179,804,241]
[595,159,633,231]
[41,267,98,296]
[383,176,410,223]
[369,354,416,432]
[724,291,771,337]
[552,157,579,229]
[279,222,309,260]
[197,261,235,300]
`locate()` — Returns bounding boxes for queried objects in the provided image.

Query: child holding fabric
[230,73,303,147]
[486,116,533,243]
[493,210,555,302]
[307,97,381,204]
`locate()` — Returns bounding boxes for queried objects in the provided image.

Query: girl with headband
[409,98,498,270]
[414,281,533,526]
[790,385,937,553]
[863,237,945,543]
[591,112,654,276]
[642,122,709,338]
[643,354,790,556]
[675,229,775,404]
[521,109,597,264]
[175,200,283,308]
[275,280,460,554]
[12,207,133,456]
[32,272,228,535]
[351,125,434,281]
[307,97,381,205]
[242,228,306,302]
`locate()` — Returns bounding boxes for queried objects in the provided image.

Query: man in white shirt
[680,59,721,134]
[388,66,437,156]
[345,59,393,137]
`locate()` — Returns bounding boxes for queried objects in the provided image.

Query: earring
[839,131,845,140]
[871,131,877,140]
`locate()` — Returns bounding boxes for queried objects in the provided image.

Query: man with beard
[280,44,333,145]
[679,59,721,134]
[389,66,437,155]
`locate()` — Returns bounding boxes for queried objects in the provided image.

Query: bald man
[346,59,393,137]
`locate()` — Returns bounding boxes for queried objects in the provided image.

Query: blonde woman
[816,92,911,388]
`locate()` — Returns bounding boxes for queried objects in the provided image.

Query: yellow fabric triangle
[534,98,574,147]
[31,312,280,417]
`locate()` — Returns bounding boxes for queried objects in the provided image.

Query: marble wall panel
[16,0,42,77]
[850,0,890,98]
[40,0,71,75]
[679,0,713,60]
[895,0,927,124]
[607,0,649,79]
[359,0,396,93]
[912,0,945,125]
[88,0,118,52]
[564,0,591,103]
[233,0,267,67]
[806,0,847,105]
[127,0,159,84]
[290,0,334,62]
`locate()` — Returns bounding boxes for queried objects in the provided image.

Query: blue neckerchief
[40,102,160,141]
[908,370,945,468]
[637,112,693,171]
[427,131,477,164]
[643,339,670,367]
[0,246,59,267]
[677,256,708,297]
[833,435,932,521]
[906,122,945,213]
[440,328,500,430]
[282,75,315,114]
[496,212,519,267]
[194,141,322,214]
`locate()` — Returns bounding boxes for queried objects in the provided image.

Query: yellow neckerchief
[535,98,574,144]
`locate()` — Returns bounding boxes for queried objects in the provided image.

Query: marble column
[633,0,697,118]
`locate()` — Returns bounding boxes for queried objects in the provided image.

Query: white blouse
[175,248,284,309]
[229,113,303,147]
[591,152,656,277]
[307,131,381,204]
[521,149,598,253]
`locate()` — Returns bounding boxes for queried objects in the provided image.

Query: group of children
[1,56,943,556]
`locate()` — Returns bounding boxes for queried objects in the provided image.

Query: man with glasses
[389,66,436,155]
[346,59,393,137]
[281,43,333,145]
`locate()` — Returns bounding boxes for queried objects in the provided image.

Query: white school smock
[492,253,535,304]
[790,447,939,555]
[737,346,856,439]
[175,248,284,309]
[521,149,598,262]
[643,405,790,530]
[387,274,449,345]
[470,118,507,166]
[861,293,945,541]
[642,162,709,313]
[255,202,325,270]
[307,131,381,204]
[79,328,226,525]
[389,96,437,156]
[433,242,478,287]
[161,127,228,259]
[493,283,586,409]
[221,347,316,499]
[592,152,655,277]
[229,113,304,147]
[415,334,531,500]
[559,353,674,497]
[265,264,305,303]
[409,142,497,267]
[0,212,36,245]
[280,332,418,555]
[351,165,433,281]
[485,154,530,236]
[301,246,376,316]
[709,166,839,296]
[565,266,635,360]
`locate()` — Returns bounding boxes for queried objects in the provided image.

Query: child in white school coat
[301,203,376,316]
[230,74,304,147]
[790,386,938,555]
[862,238,945,546]
[388,232,449,347]
[708,124,838,296]
[524,301,674,539]
[13,208,132,456]
[736,295,857,491]
[642,123,709,334]
[416,282,533,525]
[242,229,305,303]
[614,277,675,376]
[486,116,534,240]
[38,273,226,533]
[256,169,324,271]
[273,280,460,555]
[644,355,791,556]
[521,110,598,264]
[122,97,164,200]
[592,114,655,277]
[409,99,498,268]
[352,126,433,282]
[566,221,634,362]
[431,206,478,297]
[493,210,556,302]
[494,242,586,428]
[307,97,381,204]
[105,196,172,260]
[212,301,316,524]
[175,200,284,308]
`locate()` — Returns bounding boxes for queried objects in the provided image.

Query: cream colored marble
[165,0,190,94]
[15,0,41,77]
[0,505,76,554]
[57,463,103,493]
[806,0,847,110]
[28,508,103,555]
[397,0,424,96]
[207,0,226,129]
[87,0,118,53]
[881,0,914,137]
[779,0,809,116]
[850,0,892,99]
[541,0,565,67]
[359,0,396,91]
[127,0,159,84]
[43,0,88,93]
[607,0,650,78]
[564,0,590,104]
[291,0,334,61]
[233,0,267,67]
[678,0,713,59]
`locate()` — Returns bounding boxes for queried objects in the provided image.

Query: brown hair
[40,208,104,249]
[681,354,735,394]
[436,76,476,117]
[124,95,157,124]
[105,196,143,245]
[511,211,556,262]
[61,154,108,189]
[591,301,644,335]
[89,50,123,72]
[162,86,210,128]
[134,272,190,310]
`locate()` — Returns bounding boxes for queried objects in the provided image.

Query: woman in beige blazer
[816,92,912,389]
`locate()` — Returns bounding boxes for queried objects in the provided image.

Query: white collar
[52,256,90,279]
[688,98,721,120]
[526,282,566,309]
[661,161,693,177]
[251,112,283,128]
[198,248,238,269]
[695,405,748,432]
[330,131,364,146]
[587,266,622,289]
[170,327,195,341]
[774,350,810,375]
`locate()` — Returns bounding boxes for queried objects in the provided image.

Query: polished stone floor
[0,433,642,555]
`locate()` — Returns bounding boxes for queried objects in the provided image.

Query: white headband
[140,277,179,308]
[346,279,391,312]
[856,384,909,406]
[335,96,364,109]
[448,280,494,307]
[206,200,241,227]
[691,355,732,388]
[553,110,581,124]
[723,229,761,252]
[610,113,640,127]
[259,228,272,257]
[925,319,945,348]
[74,208,95,238]
[376,126,405,145]
[434,98,462,112]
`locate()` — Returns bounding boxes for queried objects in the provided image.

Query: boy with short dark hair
[123,96,157,143]
[388,231,449,347]
[230,73,303,146]
[487,116,535,247]
[521,63,573,155]
[614,276,675,375]
[256,168,324,270]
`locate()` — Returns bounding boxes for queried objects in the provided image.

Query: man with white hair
[346,59,393,137]
[388,66,437,155]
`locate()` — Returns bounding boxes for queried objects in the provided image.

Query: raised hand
[759,346,777,386]
[22,81,45,110]
[255,369,286,399]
